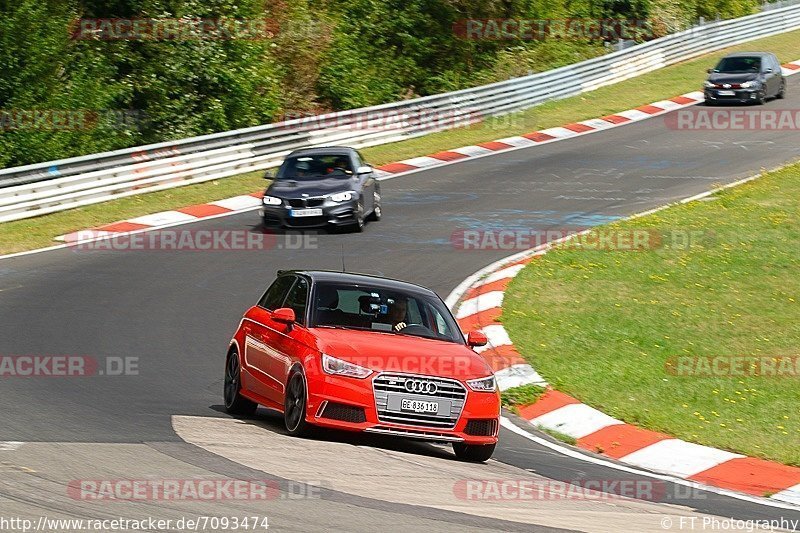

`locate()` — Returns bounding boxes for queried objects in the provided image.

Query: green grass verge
[501,384,546,411]
[2,28,800,255]
[502,162,800,466]
[536,426,578,446]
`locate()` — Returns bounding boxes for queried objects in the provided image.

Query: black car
[260,147,381,232]
[704,52,786,105]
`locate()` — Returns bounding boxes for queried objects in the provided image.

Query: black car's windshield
[310,282,464,344]
[714,56,761,74]
[279,155,353,181]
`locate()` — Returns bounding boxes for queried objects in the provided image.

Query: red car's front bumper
[305,372,500,445]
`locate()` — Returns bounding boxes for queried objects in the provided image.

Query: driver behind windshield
[326,156,352,175]
[382,297,408,332]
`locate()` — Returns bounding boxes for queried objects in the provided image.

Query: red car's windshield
[310,282,464,344]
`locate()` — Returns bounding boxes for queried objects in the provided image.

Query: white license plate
[718,90,735,96]
[401,399,438,414]
[290,208,323,217]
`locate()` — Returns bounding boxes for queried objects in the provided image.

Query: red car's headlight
[322,354,373,379]
[466,375,497,392]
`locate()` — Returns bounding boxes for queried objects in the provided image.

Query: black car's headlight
[703,81,716,89]
[329,191,355,203]
[740,80,759,89]
[263,195,282,206]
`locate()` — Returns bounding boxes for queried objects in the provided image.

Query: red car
[224,270,501,462]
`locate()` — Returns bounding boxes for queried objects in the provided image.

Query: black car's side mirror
[356,165,373,175]
[764,68,773,74]
[264,170,275,180]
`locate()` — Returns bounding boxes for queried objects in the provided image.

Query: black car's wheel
[777,81,786,99]
[284,371,313,437]
[368,202,382,222]
[350,202,365,233]
[453,442,496,463]
[368,189,382,222]
[224,350,258,416]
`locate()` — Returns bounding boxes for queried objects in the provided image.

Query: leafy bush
[0,0,760,168]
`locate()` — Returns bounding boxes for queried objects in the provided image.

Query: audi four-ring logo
[404,379,438,395]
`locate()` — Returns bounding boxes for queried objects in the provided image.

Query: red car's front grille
[372,373,467,430]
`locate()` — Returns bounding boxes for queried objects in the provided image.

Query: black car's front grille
[320,402,367,423]
[286,197,325,208]
[373,374,467,429]
[464,419,498,436]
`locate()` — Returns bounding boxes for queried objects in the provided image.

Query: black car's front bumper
[260,199,360,229]
[704,87,761,104]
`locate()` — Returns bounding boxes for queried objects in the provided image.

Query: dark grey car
[704,52,786,105]
[260,147,382,232]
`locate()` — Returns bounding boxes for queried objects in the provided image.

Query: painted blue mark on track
[444,210,621,231]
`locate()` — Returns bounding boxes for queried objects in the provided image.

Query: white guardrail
[2,4,800,223]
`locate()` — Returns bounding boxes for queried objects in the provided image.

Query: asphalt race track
[2,77,800,531]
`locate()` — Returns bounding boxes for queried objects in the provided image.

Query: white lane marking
[127,210,198,227]
[210,195,262,211]
[579,118,616,130]
[650,100,683,111]
[494,136,537,148]
[455,291,504,319]
[615,109,654,121]
[538,127,578,138]
[618,439,744,479]
[500,417,800,510]
[773,484,800,506]
[495,364,548,390]
[477,263,526,285]
[472,324,512,353]
[0,442,24,451]
[682,91,705,100]
[448,145,494,157]
[398,156,443,168]
[531,403,624,439]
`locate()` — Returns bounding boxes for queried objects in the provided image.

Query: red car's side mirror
[272,307,296,324]
[467,331,488,347]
